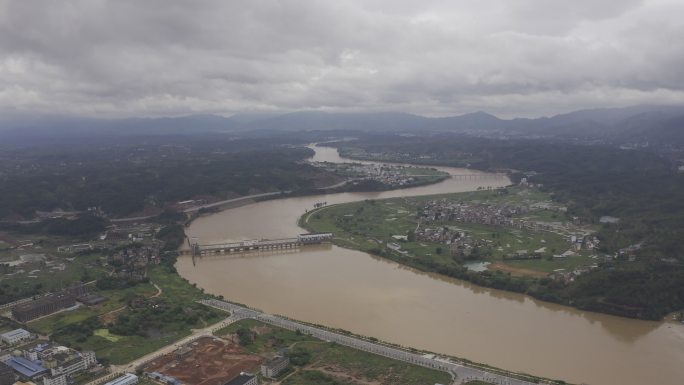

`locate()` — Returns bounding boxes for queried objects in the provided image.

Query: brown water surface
[177,145,684,385]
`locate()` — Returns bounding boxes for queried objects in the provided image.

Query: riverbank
[203,299,555,385]
[181,171,451,228]
[176,144,684,385]
[297,191,625,320]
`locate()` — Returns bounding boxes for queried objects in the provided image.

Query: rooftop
[263,355,288,368]
[103,373,138,385]
[6,356,48,378]
[224,373,256,385]
[1,328,30,338]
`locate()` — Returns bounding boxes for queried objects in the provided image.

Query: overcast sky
[1,0,683,118]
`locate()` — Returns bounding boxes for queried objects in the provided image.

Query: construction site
[143,336,262,385]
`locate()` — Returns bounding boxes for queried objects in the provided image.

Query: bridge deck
[199,237,300,250]
[188,233,332,255]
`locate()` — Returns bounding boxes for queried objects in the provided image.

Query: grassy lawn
[303,340,451,385]
[94,328,122,342]
[283,370,357,385]
[136,379,159,385]
[73,331,190,364]
[399,166,446,177]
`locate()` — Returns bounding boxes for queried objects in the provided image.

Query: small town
[416,197,598,250]
[1,329,102,385]
[412,194,606,281]
[310,161,448,189]
[0,320,296,385]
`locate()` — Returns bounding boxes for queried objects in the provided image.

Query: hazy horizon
[2,0,684,119]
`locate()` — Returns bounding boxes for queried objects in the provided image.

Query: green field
[302,187,596,277]
[0,252,109,305]
[399,166,446,177]
[72,330,190,364]
[94,328,122,342]
[283,370,355,385]
[28,282,157,334]
[303,341,450,385]
[34,264,225,364]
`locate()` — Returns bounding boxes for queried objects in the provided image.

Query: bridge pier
[189,233,332,256]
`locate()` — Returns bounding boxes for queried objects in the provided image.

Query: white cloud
[0,0,682,118]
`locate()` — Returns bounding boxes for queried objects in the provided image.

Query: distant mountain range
[2,104,683,146]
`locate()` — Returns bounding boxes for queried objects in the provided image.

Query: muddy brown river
[177,145,684,385]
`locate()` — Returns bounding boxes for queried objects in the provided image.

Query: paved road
[200,299,540,385]
[83,311,243,385]
[316,179,352,189]
[183,191,289,213]
[110,215,154,223]
[112,313,244,373]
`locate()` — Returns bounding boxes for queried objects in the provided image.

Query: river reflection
[177,145,684,385]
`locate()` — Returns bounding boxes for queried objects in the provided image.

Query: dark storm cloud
[0,0,682,117]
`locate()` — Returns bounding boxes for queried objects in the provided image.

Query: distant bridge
[183,233,333,257]
[448,173,508,180]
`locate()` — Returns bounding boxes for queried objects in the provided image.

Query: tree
[288,347,312,366]
[236,327,254,346]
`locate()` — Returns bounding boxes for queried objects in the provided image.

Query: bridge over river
[183,232,333,257]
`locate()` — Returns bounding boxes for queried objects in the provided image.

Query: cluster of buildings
[109,244,161,280]
[0,254,46,268]
[11,283,88,323]
[55,243,94,253]
[550,265,600,283]
[56,223,161,253]
[260,355,289,378]
[419,200,538,230]
[418,200,598,252]
[569,235,600,252]
[0,254,68,280]
[314,162,437,187]
[413,227,480,256]
[0,340,99,385]
[144,371,182,385]
[415,226,461,244]
[101,223,160,243]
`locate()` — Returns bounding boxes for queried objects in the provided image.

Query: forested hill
[0,135,334,219]
[3,104,684,146]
